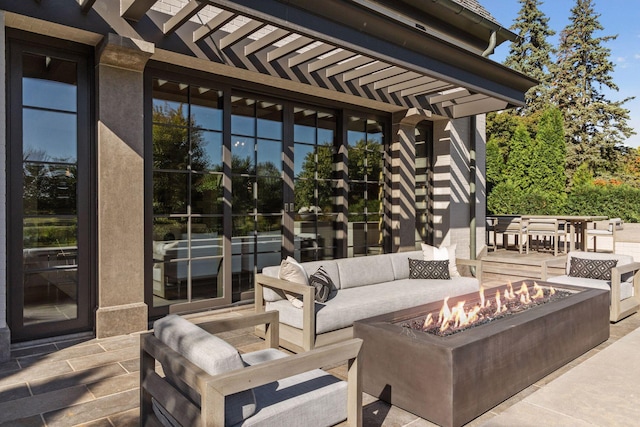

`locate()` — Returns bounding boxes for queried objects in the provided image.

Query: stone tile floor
[1,304,639,427]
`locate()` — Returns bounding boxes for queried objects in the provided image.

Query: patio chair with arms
[586,218,623,252]
[140,311,363,427]
[542,251,640,322]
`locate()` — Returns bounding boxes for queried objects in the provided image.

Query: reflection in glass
[23,53,77,111]
[257,101,283,139]
[231,137,255,174]
[152,124,189,170]
[294,144,314,177]
[346,116,385,256]
[190,87,222,131]
[257,117,282,139]
[231,115,255,137]
[153,171,188,215]
[23,163,77,216]
[21,52,80,327]
[257,139,282,174]
[190,258,222,300]
[196,131,223,171]
[293,108,338,261]
[294,124,315,144]
[232,176,254,214]
[23,269,78,325]
[191,172,223,215]
[152,80,188,121]
[232,216,255,238]
[258,177,283,214]
[23,217,77,250]
[23,108,77,162]
[153,217,187,242]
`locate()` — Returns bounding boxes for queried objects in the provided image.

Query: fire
[423,281,557,334]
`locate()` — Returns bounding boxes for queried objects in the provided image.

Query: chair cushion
[422,243,460,277]
[335,254,395,289]
[238,347,348,427]
[279,257,308,308]
[569,257,618,281]
[389,250,423,280]
[268,276,479,334]
[153,315,256,426]
[408,258,450,280]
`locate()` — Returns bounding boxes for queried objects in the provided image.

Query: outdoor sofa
[541,250,640,322]
[255,248,482,352]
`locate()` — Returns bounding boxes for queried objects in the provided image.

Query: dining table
[520,215,608,252]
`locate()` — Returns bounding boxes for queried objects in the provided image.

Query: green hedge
[566,185,640,222]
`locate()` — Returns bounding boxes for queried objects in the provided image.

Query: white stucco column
[95,34,153,338]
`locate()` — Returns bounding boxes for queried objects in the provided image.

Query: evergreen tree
[531,107,566,194]
[550,0,635,177]
[504,0,555,114]
[505,123,535,190]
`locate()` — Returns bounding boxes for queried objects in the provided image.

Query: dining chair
[525,218,568,256]
[495,217,527,253]
[586,218,623,252]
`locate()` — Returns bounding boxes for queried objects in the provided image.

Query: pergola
[64,0,536,118]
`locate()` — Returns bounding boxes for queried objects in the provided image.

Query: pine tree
[504,0,555,114]
[550,0,635,177]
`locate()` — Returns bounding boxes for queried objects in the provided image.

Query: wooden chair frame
[140,311,363,426]
[542,256,640,322]
[525,218,568,256]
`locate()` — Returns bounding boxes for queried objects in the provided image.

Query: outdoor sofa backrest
[261,250,424,301]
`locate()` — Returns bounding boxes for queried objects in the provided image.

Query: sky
[481,0,640,148]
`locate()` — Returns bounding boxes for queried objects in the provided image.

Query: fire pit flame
[423,282,560,335]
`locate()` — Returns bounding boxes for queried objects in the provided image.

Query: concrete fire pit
[353,281,609,427]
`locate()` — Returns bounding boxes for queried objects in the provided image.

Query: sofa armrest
[610,262,640,322]
[541,255,568,281]
[255,273,316,351]
[456,258,482,283]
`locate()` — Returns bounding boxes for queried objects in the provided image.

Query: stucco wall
[433,115,487,260]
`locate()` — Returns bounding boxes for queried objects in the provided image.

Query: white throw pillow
[421,243,460,277]
[278,256,308,308]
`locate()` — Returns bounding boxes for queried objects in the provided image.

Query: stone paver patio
[1,304,639,426]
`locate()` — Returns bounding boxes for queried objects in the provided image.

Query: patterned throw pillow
[308,266,334,303]
[569,257,618,281]
[408,258,451,280]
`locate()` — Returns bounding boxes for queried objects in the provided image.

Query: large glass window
[9,41,92,342]
[21,54,80,326]
[231,96,283,300]
[293,108,338,261]
[151,79,224,306]
[347,117,385,256]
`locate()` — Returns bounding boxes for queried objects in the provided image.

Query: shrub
[567,185,640,222]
